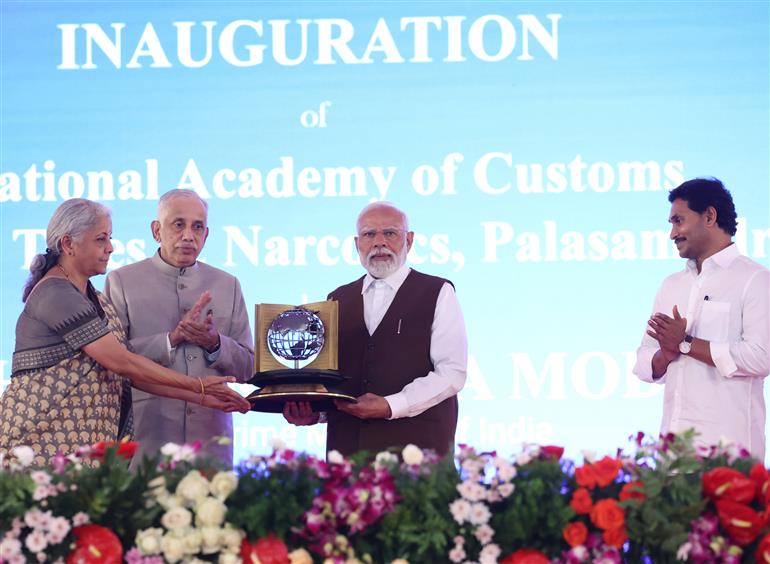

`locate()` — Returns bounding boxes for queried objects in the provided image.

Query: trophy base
[247,368,347,387]
[246,383,357,413]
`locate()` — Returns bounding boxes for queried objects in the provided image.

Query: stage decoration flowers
[4,431,770,562]
[129,468,243,563]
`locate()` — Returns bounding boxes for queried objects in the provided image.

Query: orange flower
[593,456,622,487]
[575,465,599,489]
[619,481,646,502]
[570,488,593,514]
[575,456,622,489]
[603,527,628,549]
[590,498,625,530]
[563,521,588,547]
[702,467,755,504]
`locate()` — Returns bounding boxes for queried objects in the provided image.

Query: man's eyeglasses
[358,229,404,241]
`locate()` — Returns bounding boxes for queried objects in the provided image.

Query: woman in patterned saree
[0,199,250,466]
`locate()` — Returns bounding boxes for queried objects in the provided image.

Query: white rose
[147,476,167,497]
[176,471,210,503]
[270,436,287,452]
[160,443,182,457]
[515,452,532,466]
[200,526,222,554]
[181,528,202,555]
[161,507,193,531]
[374,451,398,470]
[218,551,240,564]
[289,548,314,564]
[135,528,164,555]
[160,533,186,563]
[11,446,34,467]
[210,472,238,501]
[157,493,185,511]
[327,450,344,464]
[401,444,424,466]
[221,527,244,552]
[196,497,227,527]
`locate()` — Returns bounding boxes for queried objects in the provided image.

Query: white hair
[157,189,209,220]
[356,201,410,232]
[23,198,111,301]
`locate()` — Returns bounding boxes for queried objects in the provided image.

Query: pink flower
[449,499,472,524]
[0,538,22,559]
[72,512,90,527]
[24,530,48,553]
[474,524,495,544]
[469,502,492,525]
[449,545,466,563]
[30,471,51,486]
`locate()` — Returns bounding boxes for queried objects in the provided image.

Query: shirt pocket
[696,300,731,342]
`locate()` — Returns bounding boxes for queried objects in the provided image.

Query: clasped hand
[646,305,687,360]
[170,291,220,351]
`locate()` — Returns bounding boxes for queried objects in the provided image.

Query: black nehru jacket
[326,269,458,456]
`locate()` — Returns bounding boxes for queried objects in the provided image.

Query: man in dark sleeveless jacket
[283,202,467,457]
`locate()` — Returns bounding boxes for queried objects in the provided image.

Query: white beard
[363,246,406,278]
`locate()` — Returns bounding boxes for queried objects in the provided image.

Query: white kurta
[634,244,770,460]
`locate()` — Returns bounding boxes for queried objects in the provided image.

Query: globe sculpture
[267,308,325,369]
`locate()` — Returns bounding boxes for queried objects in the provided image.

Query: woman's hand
[200,375,251,412]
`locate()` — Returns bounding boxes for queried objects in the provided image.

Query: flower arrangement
[3,431,770,563]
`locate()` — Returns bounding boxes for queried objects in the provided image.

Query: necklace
[58,264,72,281]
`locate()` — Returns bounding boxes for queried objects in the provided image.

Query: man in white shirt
[283,202,468,456]
[634,178,770,460]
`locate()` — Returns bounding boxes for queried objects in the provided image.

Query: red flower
[66,525,122,564]
[756,532,770,563]
[241,535,290,564]
[88,440,139,461]
[541,445,565,461]
[570,488,593,514]
[703,467,755,504]
[563,521,588,547]
[619,481,646,502]
[751,464,770,505]
[500,549,550,564]
[716,499,764,546]
[590,499,625,530]
[603,527,628,549]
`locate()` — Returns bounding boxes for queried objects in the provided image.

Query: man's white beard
[363,247,406,278]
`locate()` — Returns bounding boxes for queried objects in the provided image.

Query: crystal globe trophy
[246,301,356,412]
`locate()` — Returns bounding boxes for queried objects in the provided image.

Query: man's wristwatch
[678,334,693,354]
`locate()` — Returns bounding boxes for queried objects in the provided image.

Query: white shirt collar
[686,243,739,274]
[361,264,411,294]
